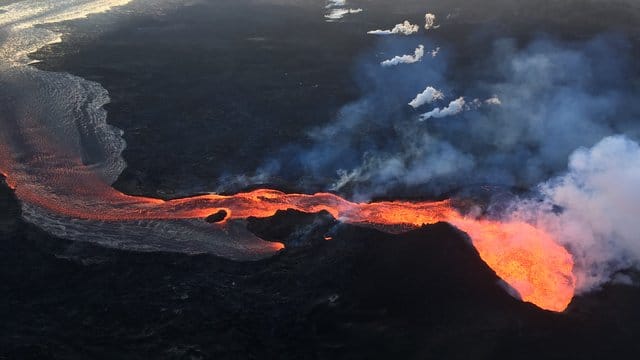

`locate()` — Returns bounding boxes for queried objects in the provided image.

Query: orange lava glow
[449,218,575,312]
[4,174,576,311]
[0,137,575,311]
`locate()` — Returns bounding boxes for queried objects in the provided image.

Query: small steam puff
[419,97,466,120]
[484,96,501,105]
[425,13,439,30]
[416,96,499,120]
[409,86,444,108]
[368,21,420,35]
[511,135,640,293]
[325,8,362,20]
[324,0,362,21]
[325,0,346,7]
[381,45,424,66]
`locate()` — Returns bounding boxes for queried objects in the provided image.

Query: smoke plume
[240,34,640,203]
[222,29,640,295]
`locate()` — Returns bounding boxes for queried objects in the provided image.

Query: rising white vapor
[331,134,474,194]
[325,7,362,20]
[381,45,424,66]
[484,96,502,105]
[512,135,640,292]
[367,20,419,35]
[425,13,440,30]
[276,35,640,222]
[408,86,444,108]
[419,97,466,120]
[430,47,440,57]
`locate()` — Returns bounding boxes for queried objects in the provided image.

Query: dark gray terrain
[4,0,640,358]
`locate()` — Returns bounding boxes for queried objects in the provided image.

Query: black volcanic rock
[5,0,640,357]
[205,209,228,223]
[247,209,338,247]
[0,176,19,234]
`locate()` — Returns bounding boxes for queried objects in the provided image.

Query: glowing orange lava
[0,134,575,311]
[449,218,575,312]
[2,172,576,311]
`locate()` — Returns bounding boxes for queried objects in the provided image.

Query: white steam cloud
[419,97,466,120]
[408,86,444,108]
[325,8,363,20]
[511,135,640,292]
[484,96,502,105]
[368,21,420,35]
[381,45,424,66]
[254,36,637,199]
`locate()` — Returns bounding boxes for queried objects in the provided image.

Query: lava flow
[0,119,575,311]
[6,170,576,311]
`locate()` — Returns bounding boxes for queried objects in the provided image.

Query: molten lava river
[0,156,575,312]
